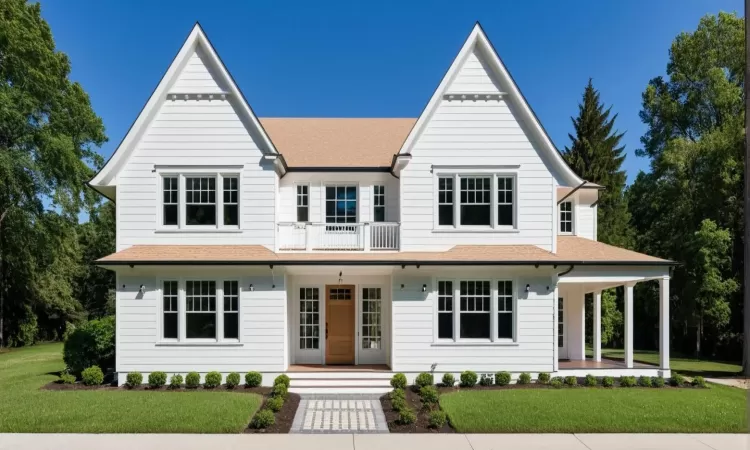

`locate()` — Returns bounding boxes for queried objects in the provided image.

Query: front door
[558,296,568,359]
[326,285,355,364]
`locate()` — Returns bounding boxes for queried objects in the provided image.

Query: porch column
[593,290,602,362]
[659,277,670,369]
[624,283,634,368]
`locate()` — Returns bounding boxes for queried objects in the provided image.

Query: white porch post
[659,277,670,369]
[624,283,634,369]
[552,282,559,372]
[593,290,602,362]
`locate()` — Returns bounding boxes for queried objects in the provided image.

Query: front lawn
[0,343,262,433]
[585,347,742,377]
[439,386,747,433]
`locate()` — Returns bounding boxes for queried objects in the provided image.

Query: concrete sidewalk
[0,433,746,450]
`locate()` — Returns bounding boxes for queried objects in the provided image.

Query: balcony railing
[277,222,400,251]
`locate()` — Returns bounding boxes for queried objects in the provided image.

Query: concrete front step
[289,386,392,395]
[287,371,394,380]
[289,378,391,387]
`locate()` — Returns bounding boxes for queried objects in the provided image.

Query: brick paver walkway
[290,394,389,433]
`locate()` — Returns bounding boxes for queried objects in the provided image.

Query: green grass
[585,347,742,377]
[440,386,748,433]
[0,343,262,433]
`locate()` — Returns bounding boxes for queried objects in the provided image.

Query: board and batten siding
[116,47,276,251]
[390,272,555,375]
[115,270,287,384]
[400,48,558,252]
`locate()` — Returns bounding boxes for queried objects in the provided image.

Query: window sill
[432,228,520,234]
[155,341,244,347]
[154,229,242,234]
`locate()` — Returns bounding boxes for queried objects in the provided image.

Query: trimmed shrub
[584,374,597,387]
[479,374,493,386]
[415,372,434,388]
[390,373,407,390]
[126,371,143,388]
[204,371,222,388]
[495,371,511,386]
[63,316,115,376]
[619,376,637,387]
[185,371,201,388]
[271,382,288,399]
[169,374,183,389]
[517,372,531,385]
[81,366,104,386]
[537,372,551,384]
[669,373,685,387]
[265,396,284,412]
[550,378,563,389]
[60,373,76,384]
[391,396,406,412]
[652,376,666,388]
[274,374,291,388]
[638,376,652,387]
[692,376,707,388]
[460,371,478,387]
[428,410,447,429]
[564,376,578,386]
[250,409,275,429]
[226,372,241,389]
[245,371,262,387]
[398,407,416,425]
[148,371,167,388]
[390,388,405,401]
[442,373,455,387]
[419,385,439,406]
[601,376,614,387]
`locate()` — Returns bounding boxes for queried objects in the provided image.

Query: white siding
[117,48,276,251]
[576,202,595,240]
[169,49,227,94]
[400,48,554,251]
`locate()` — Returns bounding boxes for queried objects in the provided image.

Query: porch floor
[288,364,391,372]
[559,358,655,370]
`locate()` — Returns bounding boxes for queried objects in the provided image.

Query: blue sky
[41,0,742,184]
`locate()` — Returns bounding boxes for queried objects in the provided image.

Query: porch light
[400,284,405,290]
[139,284,146,294]
[422,284,427,292]
[249,284,254,292]
[525,284,530,293]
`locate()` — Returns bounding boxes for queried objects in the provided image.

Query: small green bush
[652,376,665,388]
[63,316,115,376]
[442,373,455,387]
[517,372,531,385]
[185,371,201,388]
[60,373,76,384]
[479,373,493,386]
[81,366,104,386]
[638,376,652,387]
[428,410,447,428]
[245,371,262,387]
[204,371,222,388]
[564,376,578,386]
[692,376,707,388]
[619,376,637,387]
[460,371,478,387]
[398,407,416,425]
[584,374,597,387]
[601,376,614,387]
[271,382,288,399]
[390,373,407,390]
[495,371,511,386]
[274,374,290,388]
[126,371,143,388]
[390,388,405,401]
[537,372,550,384]
[419,385,439,406]
[391,396,406,412]
[415,372,434,388]
[148,371,167,388]
[226,372,241,389]
[550,378,563,388]
[669,373,685,387]
[169,374,183,389]
[265,396,284,412]
[250,409,275,429]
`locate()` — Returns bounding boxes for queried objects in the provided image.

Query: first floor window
[163,281,178,339]
[223,281,239,339]
[459,281,491,338]
[223,176,239,226]
[373,185,385,222]
[299,287,320,349]
[497,281,514,339]
[560,201,572,233]
[163,177,178,226]
[460,177,491,226]
[438,177,454,226]
[186,177,216,225]
[297,185,309,222]
[437,281,453,339]
[186,281,216,339]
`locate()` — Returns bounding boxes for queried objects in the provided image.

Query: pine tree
[563,79,632,248]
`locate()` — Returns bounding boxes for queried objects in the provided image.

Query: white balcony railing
[277,222,400,251]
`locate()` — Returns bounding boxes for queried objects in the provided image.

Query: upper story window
[163,177,179,226]
[460,177,491,226]
[373,185,385,222]
[297,185,309,222]
[186,177,216,225]
[438,177,454,226]
[223,177,239,226]
[560,201,573,234]
[326,185,357,223]
[497,177,514,226]
[160,173,240,230]
[436,173,516,230]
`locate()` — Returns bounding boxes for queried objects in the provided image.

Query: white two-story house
[91,22,674,391]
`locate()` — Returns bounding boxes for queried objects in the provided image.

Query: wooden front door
[325,285,355,364]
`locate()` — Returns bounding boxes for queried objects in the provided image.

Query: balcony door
[323,185,358,249]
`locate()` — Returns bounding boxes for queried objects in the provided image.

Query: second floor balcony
[277,222,400,251]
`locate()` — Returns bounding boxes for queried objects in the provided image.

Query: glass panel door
[295,287,322,364]
[359,287,385,364]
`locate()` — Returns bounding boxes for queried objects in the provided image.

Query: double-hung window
[497,280,514,339]
[435,173,516,229]
[437,281,454,339]
[460,177,491,226]
[162,281,178,339]
[223,281,239,339]
[186,281,216,339]
[185,177,216,226]
[297,185,309,222]
[459,281,491,339]
[497,177,514,226]
[435,279,515,343]
[223,177,239,226]
[560,201,573,234]
[160,172,240,229]
[438,177,454,226]
[163,177,179,226]
[373,185,385,222]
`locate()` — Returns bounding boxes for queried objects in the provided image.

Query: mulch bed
[42,382,277,393]
[245,392,301,433]
[380,388,454,433]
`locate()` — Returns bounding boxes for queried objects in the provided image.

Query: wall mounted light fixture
[249,284,254,292]
[525,284,531,293]
[422,284,427,292]
[400,284,405,290]
[139,284,146,294]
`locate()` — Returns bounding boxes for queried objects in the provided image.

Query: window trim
[433,276,517,344]
[372,185,386,223]
[559,200,575,235]
[296,183,310,223]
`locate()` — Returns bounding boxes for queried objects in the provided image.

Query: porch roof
[97,236,673,266]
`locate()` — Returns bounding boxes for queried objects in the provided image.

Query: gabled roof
[88,22,279,199]
[395,22,584,187]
